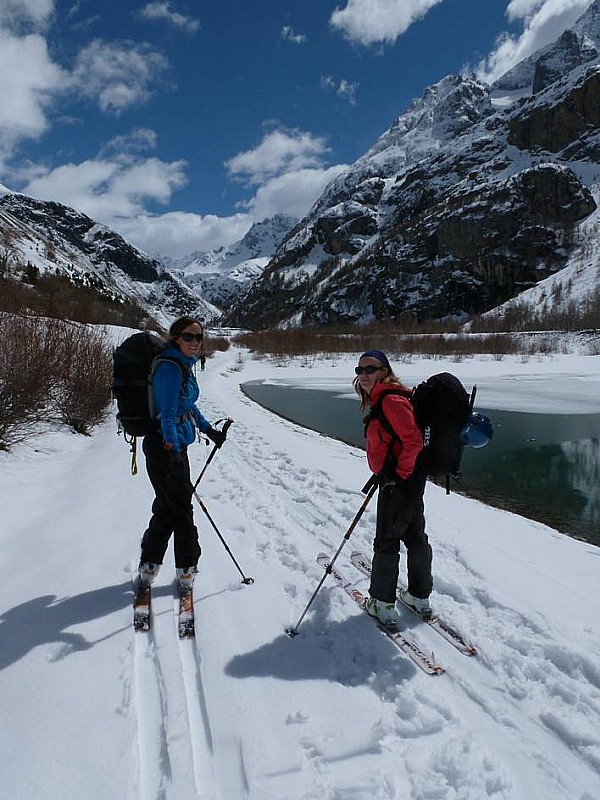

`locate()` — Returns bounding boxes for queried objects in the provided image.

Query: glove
[377,462,406,488]
[205,426,226,448]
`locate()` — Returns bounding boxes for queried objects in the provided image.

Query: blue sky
[0,0,593,258]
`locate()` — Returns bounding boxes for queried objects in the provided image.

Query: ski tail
[133,583,152,633]
[178,587,195,639]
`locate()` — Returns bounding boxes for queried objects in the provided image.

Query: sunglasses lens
[355,365,381,375]
[181,332,203,342]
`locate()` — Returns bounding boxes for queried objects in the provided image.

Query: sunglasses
[355,365,384,375]
[180,332,204,342]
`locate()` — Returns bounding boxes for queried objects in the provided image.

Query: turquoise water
[241,381,600,546]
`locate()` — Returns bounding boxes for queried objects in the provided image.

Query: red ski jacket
[365,383,423,480]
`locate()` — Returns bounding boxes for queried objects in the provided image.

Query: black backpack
[112,331,190,438]
[365,372,475,494]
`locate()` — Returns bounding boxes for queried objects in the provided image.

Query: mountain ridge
[224,0,600,329]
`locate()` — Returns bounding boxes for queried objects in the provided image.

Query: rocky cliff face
[225,1,600,329]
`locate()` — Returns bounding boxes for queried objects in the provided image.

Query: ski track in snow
[132,571,223,800]
[1,346,600,800]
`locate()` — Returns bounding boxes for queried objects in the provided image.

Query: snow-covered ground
[1,344,600,800]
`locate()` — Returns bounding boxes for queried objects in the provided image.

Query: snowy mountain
[0,184,294,323]
[225,0,600,329]
[493,0,600,95]
[0,190,219,326]
[167,214,297,307]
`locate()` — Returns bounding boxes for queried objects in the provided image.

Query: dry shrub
[0,315,59,448]
[204,334,230,355]
[232,326,522,359]
[0,314,113,449]
[50,324,113,434]
[0,271,154,328]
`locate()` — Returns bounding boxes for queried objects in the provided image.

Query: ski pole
[192,491,254,584]
[286,476,378,638]
[193,418,234,491]
[449,385,477,494]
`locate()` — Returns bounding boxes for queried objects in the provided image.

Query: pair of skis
[317,551,476,675]
[133,583,195,639]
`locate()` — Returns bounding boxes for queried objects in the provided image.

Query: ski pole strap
[210,417,234,438]
[130,437,138,475]
[362,473,379,494]
[193,418,234,490]
[123,433,139,475]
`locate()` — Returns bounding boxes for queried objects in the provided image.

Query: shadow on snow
[0,581,171,670]
[225,587,418,687]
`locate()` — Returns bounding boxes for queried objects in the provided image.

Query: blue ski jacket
[152,346,211,451]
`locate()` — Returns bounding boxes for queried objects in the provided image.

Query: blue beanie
[360,349,392,372]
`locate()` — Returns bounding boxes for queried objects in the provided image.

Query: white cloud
[225,128,331,186]
[115,211,253,259]
[337,79,359,104]
[71,39,169,114]
[10,120,345,258]
[99,128,158,158]
[320,75,336,91]
[243,164,348,220]
[113,158,348,257]
[0,30,66,164]
[330,0,445,46]
[21,154,187,222]
[0,0,55,31]
[478,0,591,84]
[281,25,306,44]
[117,162,349,258]
[140,2,200,34]
[506,0,546,20]
[321,74,359,104]
[10,134,252,257]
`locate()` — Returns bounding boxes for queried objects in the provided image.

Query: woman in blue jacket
[138,317,225,590]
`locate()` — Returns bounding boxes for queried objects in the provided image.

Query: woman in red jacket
[354,350,432,626]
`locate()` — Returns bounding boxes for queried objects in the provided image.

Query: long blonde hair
[353,371,412,411]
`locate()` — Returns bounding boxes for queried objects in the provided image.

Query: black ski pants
[140,432,201,569]
[369,473,432,603]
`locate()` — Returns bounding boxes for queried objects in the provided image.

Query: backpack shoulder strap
[363,387,413,440]
[151,355,191,391]
[148,356,192,422]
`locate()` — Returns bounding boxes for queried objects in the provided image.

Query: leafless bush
[0,271,155,328]
[204,335,230,354]
[0,314,113,449]
[232,326,522,359]
[470,288,600,333]
[49,324,113,434]
[0,315,63,449]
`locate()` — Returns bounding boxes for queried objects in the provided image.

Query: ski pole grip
[362,473,379,494]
